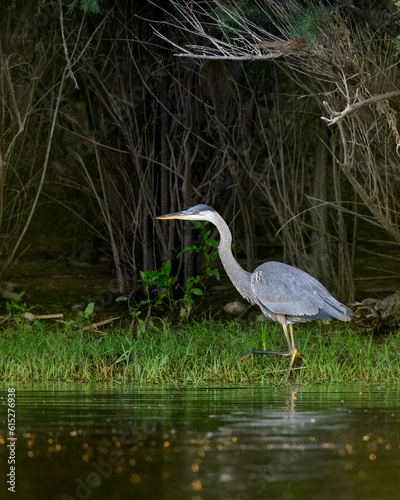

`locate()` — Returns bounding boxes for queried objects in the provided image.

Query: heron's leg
[278,317,298,371]
[286,324,298,371]
[289,324,296,352]
[236,317,291,364]
[235,315,297,366]
[280,320,292,353]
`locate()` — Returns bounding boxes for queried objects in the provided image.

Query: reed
[1,319,399,384]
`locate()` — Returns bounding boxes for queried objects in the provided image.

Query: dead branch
[151,0,304,61]
[322,90,400,126]
[59,0,79,88]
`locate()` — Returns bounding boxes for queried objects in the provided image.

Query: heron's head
[156,204,216,222]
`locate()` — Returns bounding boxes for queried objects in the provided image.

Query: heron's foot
[235,352,254,365]
[239,352,255,368]
[287,348,299,374]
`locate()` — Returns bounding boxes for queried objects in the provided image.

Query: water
[1,383,400,500]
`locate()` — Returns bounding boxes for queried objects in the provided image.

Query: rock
[1,290,20,300]
[0,281,17,292]
[223,301,248,316]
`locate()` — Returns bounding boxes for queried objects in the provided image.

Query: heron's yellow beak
[156,210,190,220]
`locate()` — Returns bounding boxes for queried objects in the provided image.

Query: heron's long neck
[213,213,254,303]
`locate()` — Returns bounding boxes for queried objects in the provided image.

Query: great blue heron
[157,204,353,369]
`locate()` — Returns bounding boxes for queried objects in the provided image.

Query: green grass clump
[1,318,400,384]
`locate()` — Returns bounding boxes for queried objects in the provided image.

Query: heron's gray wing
[251,261,351,320]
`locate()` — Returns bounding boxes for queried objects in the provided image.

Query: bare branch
[150,0,307,61]
[59,0,79,88]
[322,90,400,126]
[175,52,280,61]
[2,67,67,273]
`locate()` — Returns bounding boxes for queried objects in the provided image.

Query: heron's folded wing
[251,262,351,320]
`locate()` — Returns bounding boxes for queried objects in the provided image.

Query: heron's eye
[195,210,199,213]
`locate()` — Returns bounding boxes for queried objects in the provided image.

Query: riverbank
[1,317,399,384]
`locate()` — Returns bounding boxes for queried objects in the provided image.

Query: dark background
[1,0,400,314]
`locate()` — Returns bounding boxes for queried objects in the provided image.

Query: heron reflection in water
[157,204,352,370]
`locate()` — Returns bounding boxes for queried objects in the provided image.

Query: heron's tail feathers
[322,296,353,322]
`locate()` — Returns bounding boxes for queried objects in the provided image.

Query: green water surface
[1,382,400,500]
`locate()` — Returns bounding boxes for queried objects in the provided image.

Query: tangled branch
[150,0,308,61]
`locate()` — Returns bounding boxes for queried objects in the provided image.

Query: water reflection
[0,383,400,500]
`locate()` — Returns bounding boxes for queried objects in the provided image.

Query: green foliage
[291,1,331,42]
[81,302,95,320]
[394,36,400,54]
[116,260,178,335]
[67,0,101,14]
[1,318,400,383]
[217,0,273,41]
[177,221,220,319]
[116,261,177,334]
[126,222,221,325]
[217,0,331,43]
[134,261,178,334]
[60,302,96,332]
[179,275,203,319]
[6,292,35,324]
[393,1,400,54]
[177,221,220,281]
[116,296,148,335]
[140,260,177,311]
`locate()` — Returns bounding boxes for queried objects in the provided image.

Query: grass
[1,317,400,384]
